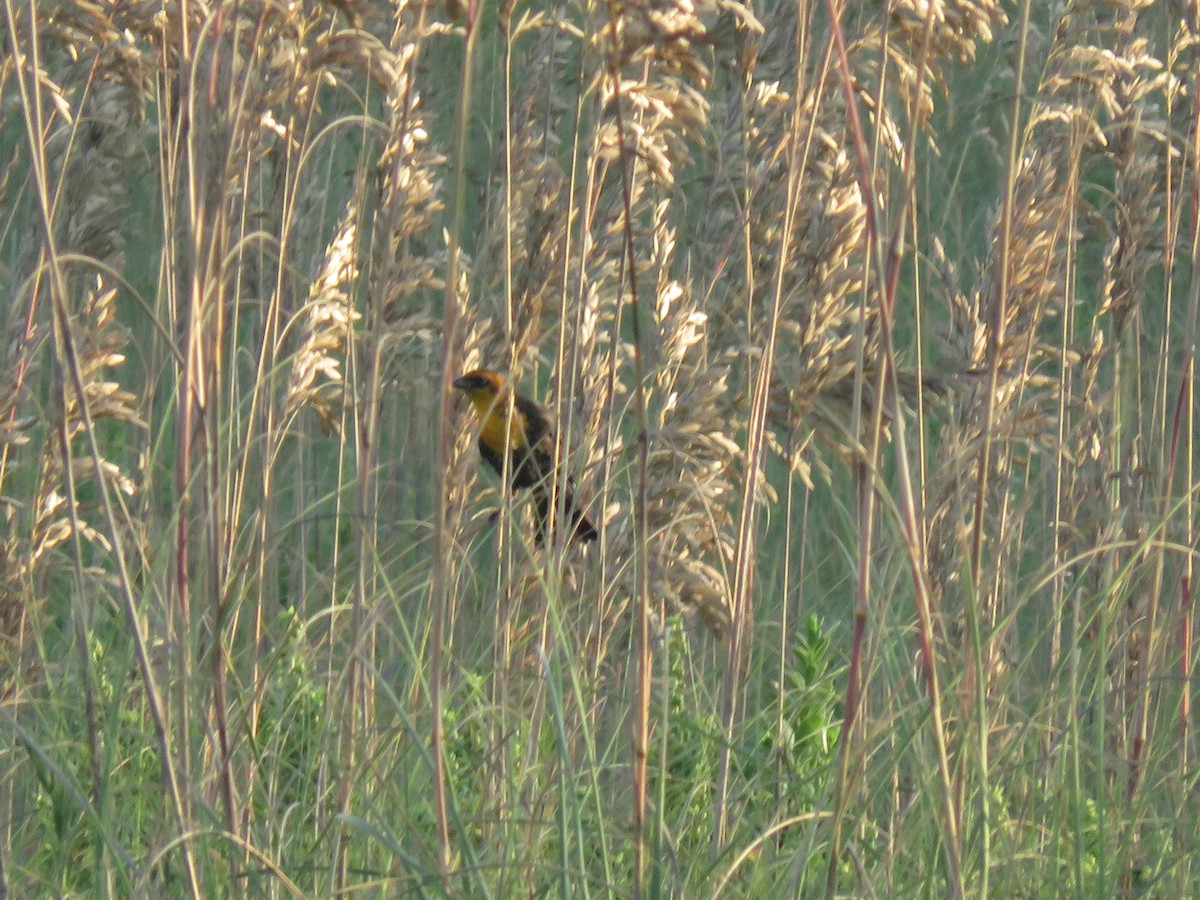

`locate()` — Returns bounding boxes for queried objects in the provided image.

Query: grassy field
[1,0,1197,896]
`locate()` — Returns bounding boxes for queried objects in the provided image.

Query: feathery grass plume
[369,5,447,335]
[365,0,456,521]
[308,25,404,99]
[356,0,465,553]
[714,6,936,454]
[1059,4,1179,572]
[927,5,1147,682]
[144,2,366,308]
[887,0,1008,65]
[928,153,1076,656]
[731,0,1008,454]
[54,40,149,269]
[443,271,489,540]
[571,10,728,885]
[570,272,614,522]
[472,21,572,365]
[773,120,871,442]
[608,202,740,637]
[1071,2,1190,815]
[226,2,404,289]
[716,71,873,457]
[12,3,149,280]
[859,0,1008,139]
[285,199,362,436]
[23,278,143,623]
[585,0,721,282]
[763,0,1005,447]
[1097,24,1177,341]
[572,0,721,574]
[593,0,711,190]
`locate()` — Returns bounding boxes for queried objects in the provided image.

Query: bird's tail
[534,489,598,545]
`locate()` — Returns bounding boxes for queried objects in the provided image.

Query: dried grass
[0,0,1196,895]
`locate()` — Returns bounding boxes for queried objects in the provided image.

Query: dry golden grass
[0,0,1196,896]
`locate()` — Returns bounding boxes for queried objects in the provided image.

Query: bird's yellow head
[452,368,506,414]
[453,368,525,449]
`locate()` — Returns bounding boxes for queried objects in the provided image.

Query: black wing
[477,436,507,480]
[509,395,556,490]
[516,396,597,544]
[473,395,554,489]
[476,393,597,544]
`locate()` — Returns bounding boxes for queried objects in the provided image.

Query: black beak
[452,375,473,391]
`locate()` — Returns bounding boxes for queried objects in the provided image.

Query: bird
[452,368,598,545]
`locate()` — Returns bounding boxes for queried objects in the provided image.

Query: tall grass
[0,0,1196,896]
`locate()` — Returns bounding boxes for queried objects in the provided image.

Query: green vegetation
[1,0,1197,896]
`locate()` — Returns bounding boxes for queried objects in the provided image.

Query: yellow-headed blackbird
[453,368,598,545]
